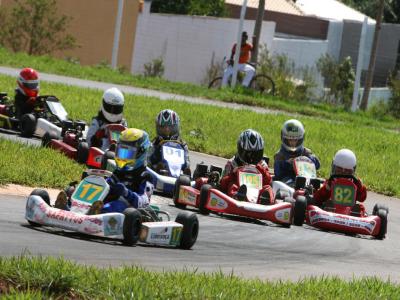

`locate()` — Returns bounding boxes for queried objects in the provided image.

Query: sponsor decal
[104,216,122,236]
[180,188,196,205]
[148,227,172,244]
[309,210,376,233]
[71,201,91,210]
[209,193,228,209]
[275,208,291,222]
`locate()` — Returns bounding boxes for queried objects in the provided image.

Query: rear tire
[199,184,211,215]
[250,75,275,96]
[28,189,50,227]
[173,175,190,209]
[175,211,199,249]
[375,209,388,240]
[293,196,307,226]
[373,203,389,215]
[20,113,36,137]
[208,77,223,89]
[77,142,89,164]
[122,208,142,246]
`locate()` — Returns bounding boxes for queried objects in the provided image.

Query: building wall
[226,4,330,39]
[133,2,275,84]
[0,0,139,69]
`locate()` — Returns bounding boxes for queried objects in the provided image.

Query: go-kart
[272,156,323,199]
[0,93,70,138]
[25,169,199,249]
[292,174,388,239]
[147,140,192,194]
[173,163,293,226]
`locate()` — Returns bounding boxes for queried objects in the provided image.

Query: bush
[388,73,400,118]
[202,53,225,85]
[257,45,316,102]
[143,57,165,78]
[0,0,77,55]
[317,54,355,110]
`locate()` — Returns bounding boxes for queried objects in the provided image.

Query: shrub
[143,57,165,78]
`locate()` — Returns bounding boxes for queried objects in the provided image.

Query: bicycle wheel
[208,77,223,89]
[250,75,275,96]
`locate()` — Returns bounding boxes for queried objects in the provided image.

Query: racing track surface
[0,145,399,281]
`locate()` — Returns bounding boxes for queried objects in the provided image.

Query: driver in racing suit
[86,87,127,151]
[313,149,367,215]
[273,119,320,184]
[219,129,273,204]
[148,109,191,176]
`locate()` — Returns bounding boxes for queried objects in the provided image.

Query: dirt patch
[0,184,60,201]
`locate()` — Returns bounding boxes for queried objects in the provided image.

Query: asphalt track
[0,146,399,281]
[0,68,399,281]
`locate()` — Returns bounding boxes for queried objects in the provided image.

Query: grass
[0,255,399,299]
[0,74,399,196]
[0,47,399,131]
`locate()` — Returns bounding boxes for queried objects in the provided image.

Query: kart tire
[20,113,36,137]
[28,189,50,227]
[173,175,190,209]
[175,211,199,250]
[101,150,115,170]
[373,203,389,215]
[41,131,58,147]
[199,184,211,215]
[375,209,388,240]
[77,142,89,164]
[122,208,142,246]
[293,196,307,226]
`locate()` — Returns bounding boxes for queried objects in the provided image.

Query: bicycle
[208,59,275,96]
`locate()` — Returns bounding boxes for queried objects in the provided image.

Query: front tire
[375,209,388,240]
[122,208,142,246]
[175,211,199,249]
[28,189,50,227]
[173,175,190,209]
[20,113,37,137]
[293,196,307,226]
[199,184,211,215]
[42,131,58,147]
[77,142,89,164]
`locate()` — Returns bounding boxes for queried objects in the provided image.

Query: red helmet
[17,68,40,97]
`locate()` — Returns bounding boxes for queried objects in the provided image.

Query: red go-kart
[174,164,293,226]
[293,174,388,239]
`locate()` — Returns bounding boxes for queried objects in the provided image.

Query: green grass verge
[0,255,399,299]
[0,47,399,131]
[0,74,399,196]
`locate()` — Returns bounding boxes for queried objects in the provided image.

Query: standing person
[221,31,255,88]
[86,87,127,150]
[14,68,40,118]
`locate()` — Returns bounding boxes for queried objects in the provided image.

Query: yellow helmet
[114,128,150,170]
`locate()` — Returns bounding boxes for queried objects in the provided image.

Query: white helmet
[332,149,357,175]
[101,87,124,123]
[281,119,305,152]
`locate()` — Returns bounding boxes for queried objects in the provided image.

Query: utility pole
[360,0,385,111]
[251,0,265,63]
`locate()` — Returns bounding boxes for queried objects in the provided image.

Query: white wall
[132,2,275,84]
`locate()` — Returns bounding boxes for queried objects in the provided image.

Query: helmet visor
[103,99,123,115]
[23,81,39,90]
[283,137,303,151]
[333,166,354,176]
[157,124,178,139]
[239,149,264,165]
[115,144,138,169]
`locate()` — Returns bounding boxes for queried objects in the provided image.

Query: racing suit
[219,155,273,203]
[14,89,37,119]
[273,146,320,183]
[101,166,154,213]
[313,176,367,215]
[149,136,191,175]
[86,111,127,151]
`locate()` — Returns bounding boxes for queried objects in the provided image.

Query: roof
[294,0,375,23]
[225,0,304,16]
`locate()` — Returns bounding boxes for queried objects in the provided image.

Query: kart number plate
[162,145,184,164]
[110,131,121,142]
[332,184,356,206]
[295,160,316,178]
[238,172,262,189]
[73,180,106,204]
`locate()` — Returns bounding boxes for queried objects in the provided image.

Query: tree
[151,0,226,17]
[0,0,77,55]
[340,0,400,24]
